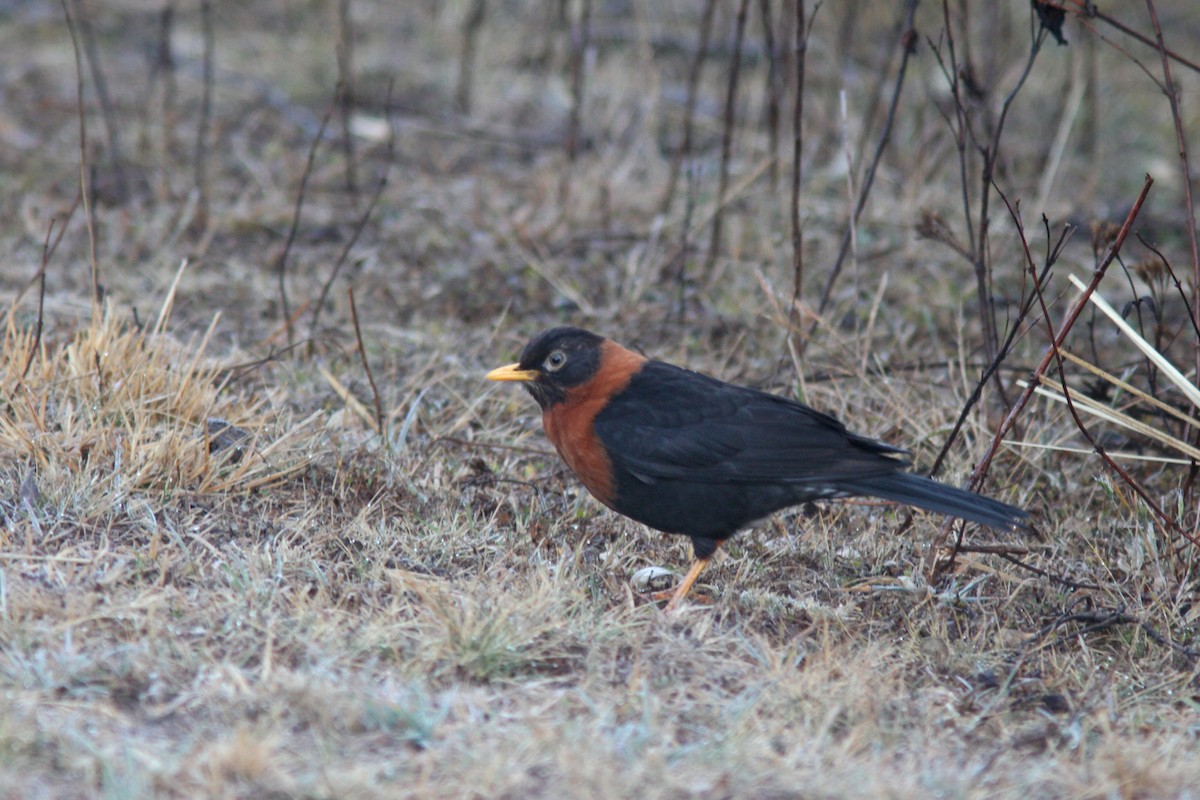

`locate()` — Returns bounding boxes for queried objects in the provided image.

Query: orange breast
[541,340,646,508]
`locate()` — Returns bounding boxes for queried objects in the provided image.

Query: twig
[970,20,1050,360]
[997,553,1104,591]
[1024,239,1191,551]
[670,164,699,326]
[6,195,79,338]
[1141,238,1200,510]
[195,0,214,221]
[929,6,977,276]
[1142,0,1200,412]
[704,0,751,279]
[18,217,63,383]
[927,176,1157,578]
[785,0,811,358]
[73,0,127,201]
[803,358,1032,384]
[216,344,311,390]
[310,83,397,347]
[336,0,359,194]
[954,543,1031,555]
[927,217,1065,478]
[559,0,592,209]
[1071,1,1200,75]
[812,0,918,318]
[276,106,334,349]
[61,0,100,309]
[348,287,385,439]
[927,203,1060,565]
[154,3,179,158]
[1029,605,1199,662]
[456,0,486,114]
[758,0,781,191]
[660,0,718,215]
[929,3,1051,364]
[837,91,859,293]
[1141,236,1200,346]
[1034,40,1088,214]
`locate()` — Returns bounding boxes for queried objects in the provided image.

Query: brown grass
[1,2,1198,798]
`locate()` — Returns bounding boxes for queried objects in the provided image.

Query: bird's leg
[662,554,713,612]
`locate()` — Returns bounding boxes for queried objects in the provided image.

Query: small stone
[631,566,676,593]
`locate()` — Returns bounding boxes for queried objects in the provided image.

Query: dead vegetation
[1,1,1198,797]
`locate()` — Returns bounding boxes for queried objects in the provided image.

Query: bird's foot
[643,587,716,611]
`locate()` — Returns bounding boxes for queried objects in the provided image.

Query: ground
[1,2,1198,798]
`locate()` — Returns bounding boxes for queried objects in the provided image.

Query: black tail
[840,471,1031,533]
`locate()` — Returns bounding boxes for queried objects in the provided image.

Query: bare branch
[661,0,718,215]
[277,107,334,349]
[704,0,751,279]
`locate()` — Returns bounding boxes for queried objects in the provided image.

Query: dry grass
[1,2,1199,798]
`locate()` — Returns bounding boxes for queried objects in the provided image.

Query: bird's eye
[544,350,567,372]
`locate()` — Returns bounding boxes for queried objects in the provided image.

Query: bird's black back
[592,361,1026,548]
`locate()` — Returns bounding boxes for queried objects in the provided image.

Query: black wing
[594,361,910,487]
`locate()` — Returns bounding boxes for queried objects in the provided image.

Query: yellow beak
[486,363,540,382]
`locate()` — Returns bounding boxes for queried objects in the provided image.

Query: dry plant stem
[1031,607,1199,663]
[1034,44,1087,213]
[932,4,976,261]
[559,0,592,209]
[309,86,396,348]
[660,0,717,215]
[18,219,59,383]
[925,176,1157,578]
[997,552,1102,591]
[955,543,1030,555]
[922,209,1059,561]
[155,4,179,157]
[786,0,808,356]
[849,6,913,192]
[1072,0,1200,75]
[7,194,79,341]
[61,0,99,308]
[1142,0,1200,399]
[196,0,214,218]
[671,164,699,325]
[336,0,359,194]
[457,0,485,115]
[1137,206,1200,515]
[217,345,303,390]
[927,220,1061,479]
[348,287,385,438]
[758,0,782,191]
[307,183,382,347]
[930,2,1049,361]
[1140,236,1200,345]
[73,0,126,199]
[813,0,917,318]
[704,0,751,279]
[970,25,1049,358]
[1021,231,1191,552]
[277,107,334,349]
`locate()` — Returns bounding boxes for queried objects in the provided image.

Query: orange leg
[662,554,713,612]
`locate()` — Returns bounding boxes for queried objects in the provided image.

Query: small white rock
[631,566,677,593]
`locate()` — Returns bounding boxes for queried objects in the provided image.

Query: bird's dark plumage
[488,327,1031,609]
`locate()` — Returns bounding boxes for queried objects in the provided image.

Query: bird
[487,326,1031,611]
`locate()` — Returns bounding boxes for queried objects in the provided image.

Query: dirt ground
[1,2,1198,797]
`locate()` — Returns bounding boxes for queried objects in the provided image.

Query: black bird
[488,327,1032,610]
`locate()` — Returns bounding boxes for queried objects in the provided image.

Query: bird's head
[486,327,607,410]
